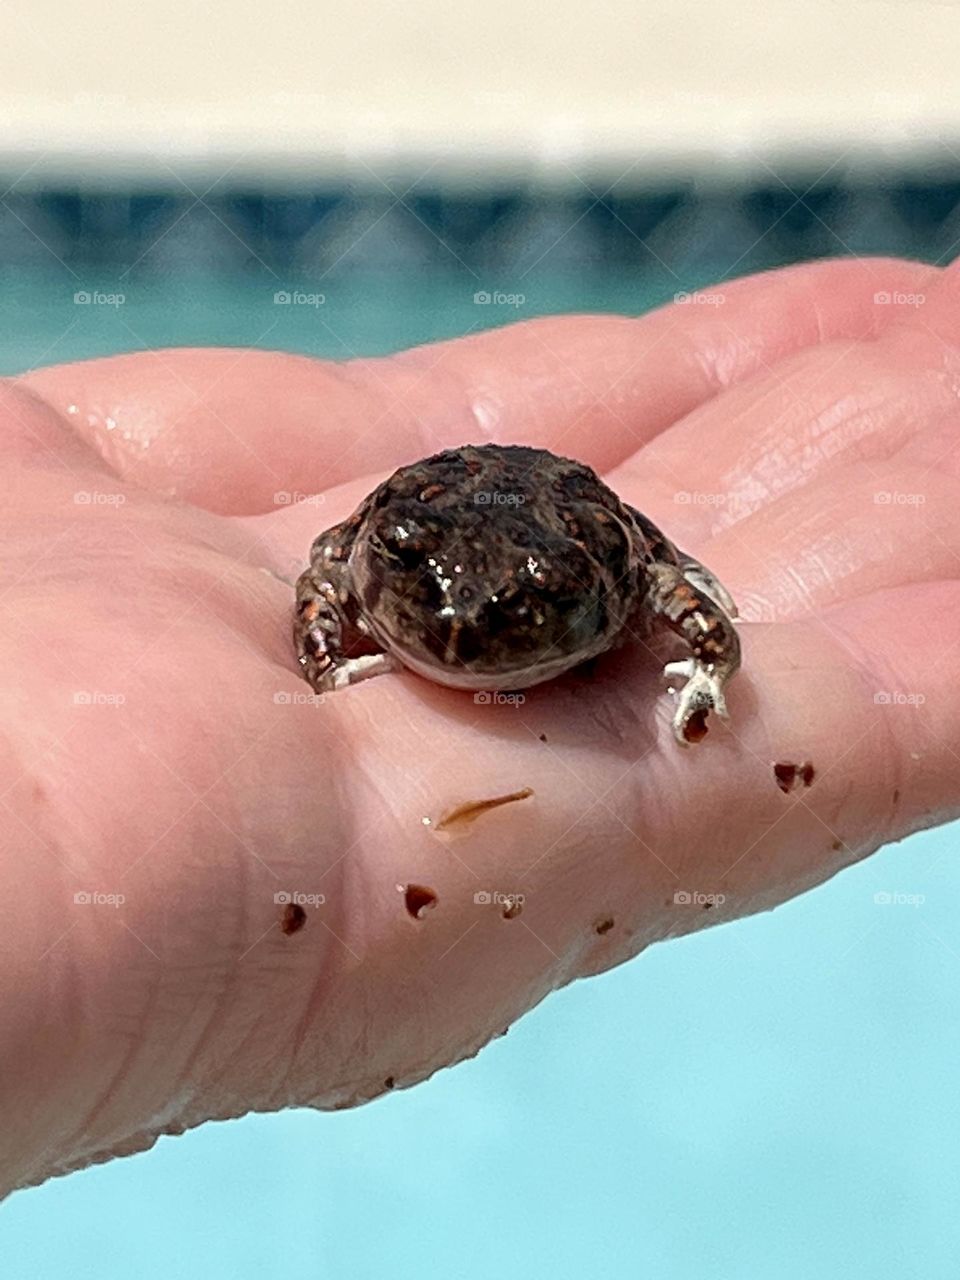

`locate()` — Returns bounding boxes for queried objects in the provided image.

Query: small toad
[293,444,741,744]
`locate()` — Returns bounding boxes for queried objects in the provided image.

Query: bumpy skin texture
[294,444,741,742]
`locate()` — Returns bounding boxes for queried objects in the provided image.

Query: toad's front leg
[648,559,741,746]
[294,557,398,694]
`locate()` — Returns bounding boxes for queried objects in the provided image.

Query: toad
[293,444,741,744]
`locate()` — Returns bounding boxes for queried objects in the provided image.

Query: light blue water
[1,272,958,1279]
[0,267,701,371]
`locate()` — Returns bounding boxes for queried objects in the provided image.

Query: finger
[0,382,112,471]
[21,258,933,515]
[883,253,960,359]
[606,287,948,545]
[689,446,960,621]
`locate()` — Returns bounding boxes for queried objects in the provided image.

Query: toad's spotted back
[294,444,741,744]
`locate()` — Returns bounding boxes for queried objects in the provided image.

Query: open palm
[2,255,957,1197]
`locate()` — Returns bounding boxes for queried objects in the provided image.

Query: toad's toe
[663,660,730,746]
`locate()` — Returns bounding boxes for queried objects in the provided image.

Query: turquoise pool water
[1,270,958,1279]
[0,267,701,372]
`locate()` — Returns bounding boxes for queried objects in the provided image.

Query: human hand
[2,255,956,1196]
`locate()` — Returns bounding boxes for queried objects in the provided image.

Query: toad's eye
[369,530,424,572]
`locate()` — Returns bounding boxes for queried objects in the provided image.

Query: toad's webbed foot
[648,560,741,746]
[662,657,730,740]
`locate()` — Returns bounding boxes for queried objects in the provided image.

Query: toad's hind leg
[648,561,741,746]
[627,505,739,619]
[675,556,739,619]
[294,571,398,693]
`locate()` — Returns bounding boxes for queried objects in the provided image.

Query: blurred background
[2,2,960,1276]
[3,0,960,371]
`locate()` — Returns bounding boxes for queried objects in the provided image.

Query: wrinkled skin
[2,256,960,1198]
